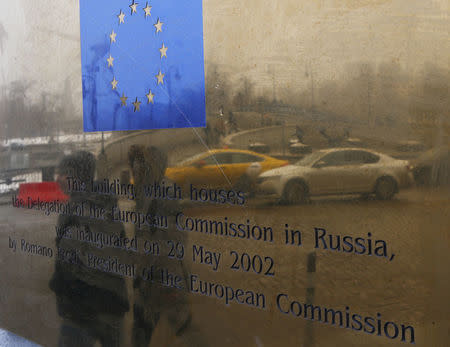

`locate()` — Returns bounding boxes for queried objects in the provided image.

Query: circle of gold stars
[108,1,168,112]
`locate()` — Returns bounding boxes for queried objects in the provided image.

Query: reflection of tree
[359,63,375,127]
[232,77,254,111]
[314,62,446,128]
[205,64,231,117]
[372,62,409,126]
[409,64,449,146]
[82,42,109,131]
[323,62,377,127]
[0,80,63,139]
[0,22,7,55]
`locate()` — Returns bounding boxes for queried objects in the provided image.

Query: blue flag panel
[80,0,206,132]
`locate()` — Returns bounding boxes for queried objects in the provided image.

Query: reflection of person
[203,122,215,146]
[319,127,340,147]
[216,117,226,137]
[295,125,304,142]
[344,128,350,139]
[204,120,223,146]
[49,151,129,347]
[227,111,238,134]
[129,145,207,347]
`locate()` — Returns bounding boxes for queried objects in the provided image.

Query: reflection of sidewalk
[403,186,450,204]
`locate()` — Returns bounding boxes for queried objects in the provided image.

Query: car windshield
[295,151,326,166]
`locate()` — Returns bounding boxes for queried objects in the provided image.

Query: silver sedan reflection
[257,148,414,204]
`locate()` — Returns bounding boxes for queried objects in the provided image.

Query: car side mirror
[194,160,206,168]
[314,160,327,168]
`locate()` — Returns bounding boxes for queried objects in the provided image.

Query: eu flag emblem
[80,1,206,132]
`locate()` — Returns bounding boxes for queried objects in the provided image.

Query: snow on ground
[1,133,112,147]
[0,171,42,194]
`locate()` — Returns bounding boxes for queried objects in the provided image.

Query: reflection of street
[0,186,448,346]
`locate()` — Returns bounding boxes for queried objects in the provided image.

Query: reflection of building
[409,96,449,146]
[0,143,64,182]
[241,102,305,116]
[0,133,109,184]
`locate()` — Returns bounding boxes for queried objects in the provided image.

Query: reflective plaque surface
[0,1,448,346]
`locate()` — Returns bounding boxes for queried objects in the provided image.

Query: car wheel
[282,180,309,205]
[375,177,397,200]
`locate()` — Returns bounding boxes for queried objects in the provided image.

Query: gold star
[156,70,165,85]
[120,93,128,106]
[154,18,163,33]
[107,55,114,67]
[132,98,141,112]
[159,43,168,59]
[110,30,117,43]
[118,10,125,24]
[143,2,152,17]
[129,1,138,15]
[146,89,154,104]
[111,77,118,90]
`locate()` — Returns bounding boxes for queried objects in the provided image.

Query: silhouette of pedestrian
[49,151,130,347]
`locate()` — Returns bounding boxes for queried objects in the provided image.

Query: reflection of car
[18,182,68,203]
[257,148,414,204]
[289,141,312,155]
[410,147,450,186]
[165,149,288,191]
